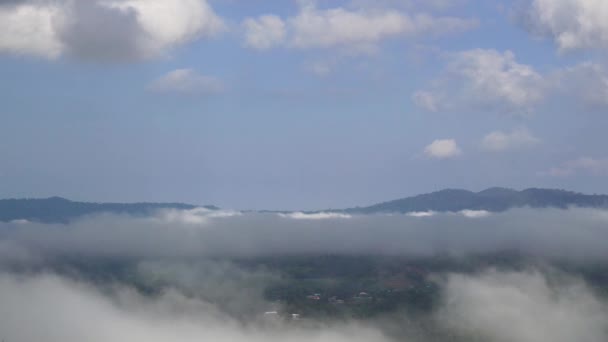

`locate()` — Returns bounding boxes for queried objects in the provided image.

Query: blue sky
[1,0,608,210]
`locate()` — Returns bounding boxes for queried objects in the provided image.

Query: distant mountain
[3,188,608,223]
[343,188,608,214]
[0,197,217,223]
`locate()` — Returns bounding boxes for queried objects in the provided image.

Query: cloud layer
[1,206,608,341]
[2,207,608,261]
[0,266,607,342]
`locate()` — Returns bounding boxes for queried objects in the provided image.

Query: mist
[1,207,608,262]
[0,267,606,342]
[2,207,608,341]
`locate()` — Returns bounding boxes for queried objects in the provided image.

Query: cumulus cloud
[414,49,545,114]
[242,15,286,50]
[242,1,477,52]
[0,1,65,58]
[481,128,540,152]
[541,157,608,177]
[147,69,224,95]
[519,0,608,52]
[424,139,462,159]
[0,0,225,62]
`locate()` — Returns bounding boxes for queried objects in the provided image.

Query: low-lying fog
[1,208,607,341]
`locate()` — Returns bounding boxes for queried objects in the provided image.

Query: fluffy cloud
[446,50,545,109]
[414,49,545,114]
[0,1,65,58]
[542,157,608,177]
[521,0,608,52]
[481,128,540,152]
[424,139,462,159]
[242,1,477,52]
[148,69,224,95]
[242,15,286,50]
[0,0,225,61]
[414,49,608,114]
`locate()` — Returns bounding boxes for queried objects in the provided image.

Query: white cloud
[0,272,391,342]
[424,139,462,159]
[414,49,545,114]
[148,69,224,95]
[278,212,352,220]
[542,157,608,177]
[521,0,608,52]
[406,211,436,217]
[481,128,540,152]
[459,210,491,218]
[440,270,608,342]
[242,2,477,52]
[0,2,65,58]
[0,0,225,61]
[449,49,544,110]
[108,0,225,47]
[242,15,286,50]
[157,207,241,225]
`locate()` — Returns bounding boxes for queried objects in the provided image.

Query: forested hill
[343,188,608,214]
[0,197,216,223]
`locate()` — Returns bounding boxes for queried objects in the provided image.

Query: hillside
[3,188,608,223]
[0,197,215,223]
[343,188,608,214]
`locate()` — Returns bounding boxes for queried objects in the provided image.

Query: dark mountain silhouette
[0,197,217,223]
[342,188,608,214]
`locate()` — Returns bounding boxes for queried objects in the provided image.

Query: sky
[1,0,608,210]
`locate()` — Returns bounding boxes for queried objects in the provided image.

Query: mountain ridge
[2,187,608,223]
[340,188,608,214]
[0,197,217,224]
